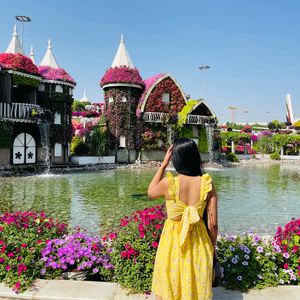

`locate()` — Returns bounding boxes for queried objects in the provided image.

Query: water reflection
[0,165,299,235]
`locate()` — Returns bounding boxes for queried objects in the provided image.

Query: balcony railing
[186,114,215,125]
[0,102,42,122]
[143,112,169,123]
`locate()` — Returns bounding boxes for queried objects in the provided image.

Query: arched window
[119,136,126,148]
[54,112,61,124]
[55,85,63,93]
[13,133,36,164]
[162,92,170,103]
[38,84,45,91]
[54,143,62,157]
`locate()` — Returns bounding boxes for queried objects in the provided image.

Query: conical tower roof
[40,39,59,68]
[111,35,134,68]
[5,25,24,55]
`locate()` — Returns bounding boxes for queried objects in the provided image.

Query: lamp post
[15,16,31,48]
[198,65,210,99]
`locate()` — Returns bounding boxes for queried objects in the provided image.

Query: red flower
[37,240,42,244]
[284,263,289,269]
[121,251,127,259]
[152,241,158,248]
[21,243,27,248]
[0,226,4,231]
[0,258,5,263]
[7,252,14,258]
[14,281,21,290]
[109,233,117,240]
[5,265,11,271]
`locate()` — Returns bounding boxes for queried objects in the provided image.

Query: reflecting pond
[0,164,299,235]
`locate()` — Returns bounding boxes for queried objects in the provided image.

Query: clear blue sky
[1,0,300,123]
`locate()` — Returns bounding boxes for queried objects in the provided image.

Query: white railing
[0,102,41,121]
[143,112,168,123]
[187,114,215,125]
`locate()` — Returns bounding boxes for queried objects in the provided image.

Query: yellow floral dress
[152,172,214,300]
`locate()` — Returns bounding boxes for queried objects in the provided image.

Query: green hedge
[12,75,39,87]
[198,127,208,153]
[0,121,13,148]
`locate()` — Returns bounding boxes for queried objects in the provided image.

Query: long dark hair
[172,138,204,176]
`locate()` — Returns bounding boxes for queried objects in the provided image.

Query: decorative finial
[121,34,124,43]
[48,39,52,48]
[13,25,18,36]
[30,45,35,64]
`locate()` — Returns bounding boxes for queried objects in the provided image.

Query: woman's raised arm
[147,145,173,199]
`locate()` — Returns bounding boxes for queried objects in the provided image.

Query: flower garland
[0,53,40,76]
[100,66,145,87]
[38,66,76,85]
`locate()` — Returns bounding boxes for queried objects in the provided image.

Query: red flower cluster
[0,53,40,76]
[121,243,139,259]
[120,205,166,243]
[38,66,76,85]
[274,219,300,252]
[100,66,145,87]
[0,211,67,234]
[273,218,300,279]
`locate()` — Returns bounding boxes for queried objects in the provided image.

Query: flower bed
[0,209,299,294]
[0,211,67,292]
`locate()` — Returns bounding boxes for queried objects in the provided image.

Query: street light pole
[199,65,210,99]
[15,16,31,48]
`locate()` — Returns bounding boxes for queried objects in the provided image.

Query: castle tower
[37,39,76,164]
[100,35,144,162]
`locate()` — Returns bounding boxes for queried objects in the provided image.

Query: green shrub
[292,120,300,128]
[70,136,89,156]
[226,153,239,162]
[88,128,108,156]
[0,121,13,148]
[198,127,208,153]
[270,152,281,160]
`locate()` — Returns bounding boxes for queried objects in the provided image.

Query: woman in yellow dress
[148,138,218,300]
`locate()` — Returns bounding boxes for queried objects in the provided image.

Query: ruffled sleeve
[201,173,212,201]
[166,172,176,200]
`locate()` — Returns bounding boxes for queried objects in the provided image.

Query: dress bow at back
[165,172,212,249]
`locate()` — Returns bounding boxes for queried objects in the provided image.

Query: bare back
[176,174,202,206]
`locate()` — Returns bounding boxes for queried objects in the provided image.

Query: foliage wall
[144,77,185,119]
[104,87,142,150]
[0,121,13,148]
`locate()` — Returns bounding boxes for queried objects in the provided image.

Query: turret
[100,35,144,161]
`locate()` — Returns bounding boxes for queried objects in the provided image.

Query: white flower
[244,254,250,260]
[242,261,248,266]
[237,275,242,281]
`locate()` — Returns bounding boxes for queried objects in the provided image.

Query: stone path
[0,280,300,300]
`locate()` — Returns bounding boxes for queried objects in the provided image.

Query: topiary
[225,153,239,162]
[270,152,281,160]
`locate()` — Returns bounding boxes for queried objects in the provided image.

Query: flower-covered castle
[0,26,76,169]
[100,35,217,162]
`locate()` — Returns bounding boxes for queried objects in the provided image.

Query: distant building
[0,26,76,169]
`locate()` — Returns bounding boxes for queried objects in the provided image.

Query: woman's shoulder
[201,173,213,194]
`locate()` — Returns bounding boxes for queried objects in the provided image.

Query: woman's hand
[162,145,173,168]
